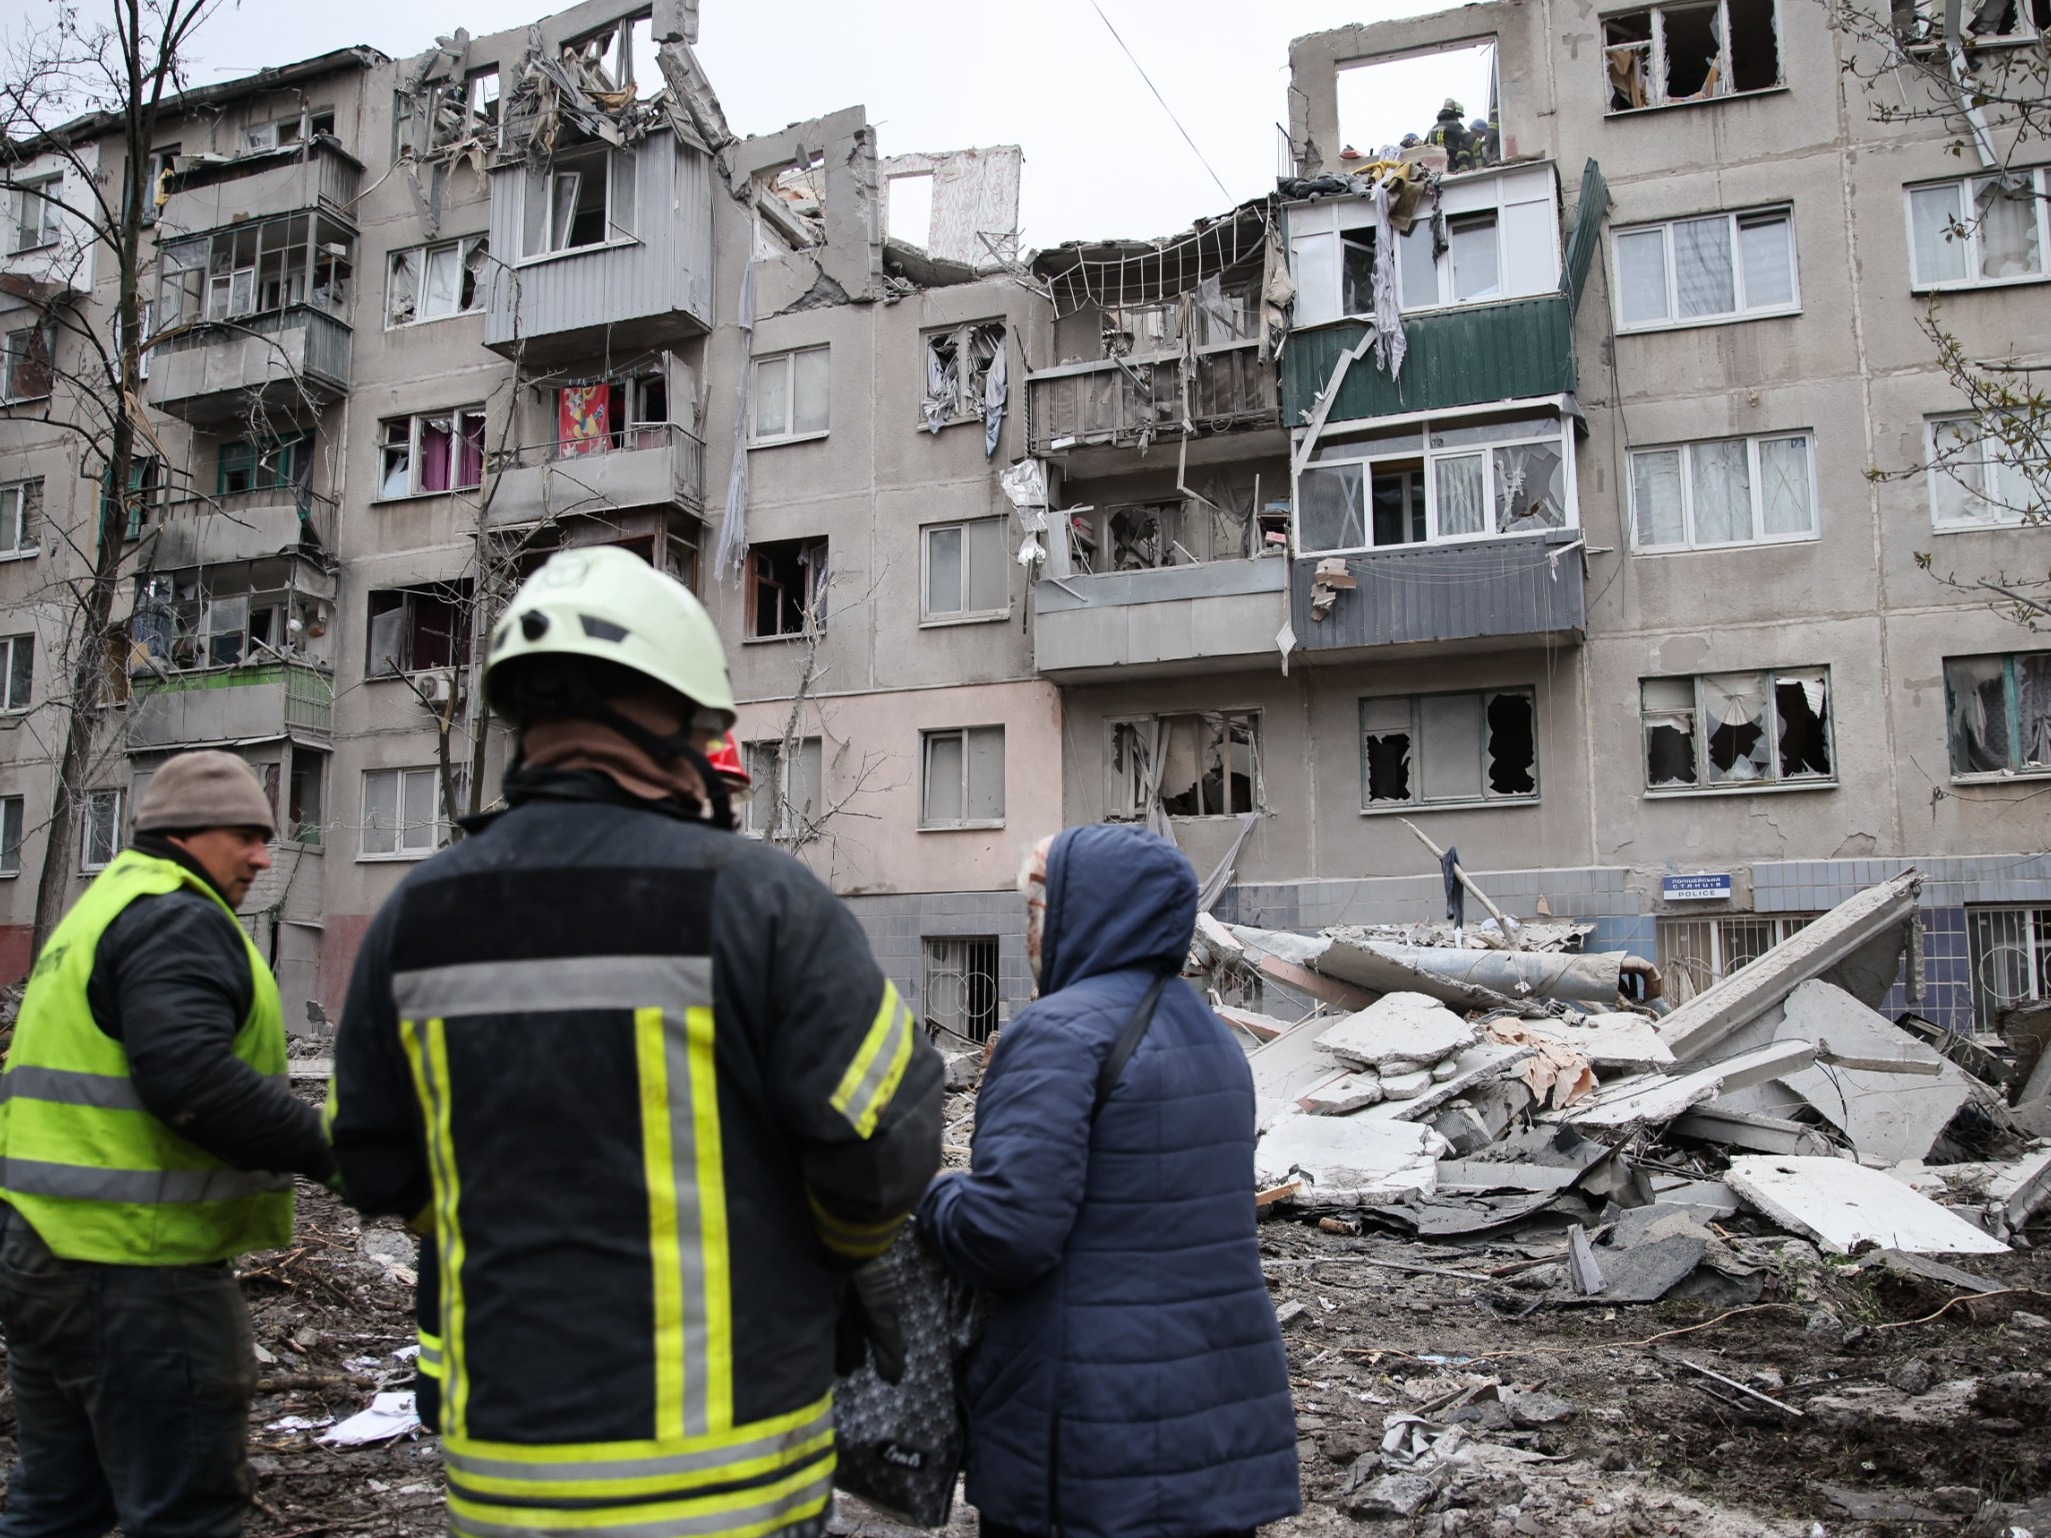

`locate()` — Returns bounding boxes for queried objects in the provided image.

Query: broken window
[0,633,30,711]
[887,173,933,246]
[155,213,354,327]
[1630,433,1816,549]
[1906,169,2049,288]
[82,788,122,871]
[1605,0,1779,112]
[741,736,823,841]
[1333,41,1498,163]
[100,454,162,541]
[1945,651,2051,776]
[923,519,1009,619]
[746,538,827,638]
[921,322,1005,431]
[1903,0,2049,44]
[521,143,630,258]
[361,766,450,859]
[1,322,52,403]
[1925,414,2044,528]
[1640,669,1832,790]
[1299,412,1574,553]
[466,69,501,142]
[1113,712,1262,819]
[0,479,41,556]
[923,936,1000,1042]
[378,408,486,499]
[367,583,472,676]
[12,176,61,253]
[750,346,830,444]
[127,567,322,676]
[1360,690,1538,808]
[387,235,488,327]
[287,748,326,846]
[1615,207,1795,328]
[1967,906,2051,1028]
[217,433,314,499]
[920,726,1005,828]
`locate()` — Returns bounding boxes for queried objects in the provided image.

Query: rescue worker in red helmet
[327,548,941,1538]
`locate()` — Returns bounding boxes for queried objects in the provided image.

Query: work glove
[834,1254,908,1385]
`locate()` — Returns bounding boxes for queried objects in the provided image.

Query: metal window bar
[1656,913,1815,1006]
[1967,905,2050,1028]
[922,935,1000,1044]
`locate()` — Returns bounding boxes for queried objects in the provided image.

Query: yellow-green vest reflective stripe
[0,847,294,1264]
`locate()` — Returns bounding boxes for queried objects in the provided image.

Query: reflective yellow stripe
[416,1330,444,1378]
[829,983,914,1139]
[443,1393,831,1466]
[806,1188,905,1260]
[402,1018,469,1440]
[635,1006,686,1442]
[685,1004,731,1432]
[446,1456,832,1536]
[447,1427,834,1500]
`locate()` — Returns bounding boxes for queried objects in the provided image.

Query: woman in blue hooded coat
[917,824,1299,1538]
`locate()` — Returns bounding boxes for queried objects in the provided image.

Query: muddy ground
[1,1169,2047,1538]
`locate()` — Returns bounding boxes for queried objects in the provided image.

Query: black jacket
[327,769,943,1536]
[84,834,332,1183]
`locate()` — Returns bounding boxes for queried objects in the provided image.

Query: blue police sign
[1662,873,1734,902]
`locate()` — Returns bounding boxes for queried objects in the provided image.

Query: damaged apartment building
[0,0,2046,1041]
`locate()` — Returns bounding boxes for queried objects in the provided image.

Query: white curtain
[1633,449,1685,546]
[1757,436,1813,537]
[1976,176,2042,280]
[1673,216,1735,318]
[1434,454,1486,538]
[1689,439,1752,543]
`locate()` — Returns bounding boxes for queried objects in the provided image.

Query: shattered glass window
[1643,670,1834,789]
[1122,712,1261,818]
[1359,691,1537,807]
[1946,651,2051,776]
[1604,0,1779,112]
[1299,464,1366,553]
[1641,678,1699,787]
[1909,169,2051,289]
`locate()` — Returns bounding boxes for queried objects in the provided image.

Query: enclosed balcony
[128,662,335,749]
[1033,559,1289,681]
[1026,341,1280,461]
[483,130,715,364]
[487,421,706,529]
[1290,529,1587,659]
[157,137,361,235]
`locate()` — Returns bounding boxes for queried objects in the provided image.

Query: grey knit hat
[133,750,277,837]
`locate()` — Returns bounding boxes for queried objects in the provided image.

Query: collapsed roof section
[1031,199,1275,320]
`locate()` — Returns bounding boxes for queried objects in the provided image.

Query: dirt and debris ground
[1,1153,2047,1536]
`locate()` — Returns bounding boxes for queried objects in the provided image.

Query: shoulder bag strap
[1089,971,1175,1123]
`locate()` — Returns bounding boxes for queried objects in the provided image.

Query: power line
[1085,0,1232,204]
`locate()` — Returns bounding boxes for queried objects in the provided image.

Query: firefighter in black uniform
[328,547,943,1538]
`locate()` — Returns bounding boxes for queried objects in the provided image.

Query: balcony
[158,139,361,236]
[487,423,706,529]
[151,490,338,565]
[1033,558,1288,681]
[127,662,334,750]
[1289,530,1586,659]
[483,132,714,364]
[145,307,351,425]
[1282,294,1576,428]
[1026,340,1281,460]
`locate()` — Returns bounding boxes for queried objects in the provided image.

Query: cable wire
[1084,0,1231,203]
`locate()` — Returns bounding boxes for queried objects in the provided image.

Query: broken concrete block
[1354,1042,1539,1125]
[1466,1076,1535,1138]
[1380,1069,1434,1100]
[1317,992,1481,1069]
[1588,1234,1710,1302]
[1252,1115,1445,1210]
[1429,1057,1460,1083]
[1564,1039,1818,1132]
[1428,1106,1495,1157]
[1609,1203,1717,1249]
[1302,1071,1385,1115]
[1551,1013,1677,1070]
[1379,1057,1429,1077]
[1342,1469,1435,1520]
[1274,1300,1311,1330]
[1499,1387,1574,1426]
[1670,1103,1838,1156]
[1726,1155,2011,1255]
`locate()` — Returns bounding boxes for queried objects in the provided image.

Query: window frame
[1294,408,1579,557]
[0,633,32,712]
[0,479,41,559]
[1602,0,1785,115]
[385,234,489,328]
[1966,904,2051,1029]
[2,322,54,404]
[1627,431,1821,551]
[1358,688,1542,811]
[1943,650,2051,780]
[81,788,122,872]
[12,175,62,254]
[1110,709,1265,820]
[919,320,1007,429]
[0,793,22,876]
[921,934,1000,1042]
[366,583,472,677]
[738,736,823,842]
[1924,414,2041,530]
[749,346,832,447]
[918,725,1007,831]
[1639,667,1837,794]
[1611,206,1800,331]
[743,537,828,641]
[519,142,634,262]
[375,407,487,501]
[919,518,1011,625]
[1903,167,2051,292]
[358,765,452,860]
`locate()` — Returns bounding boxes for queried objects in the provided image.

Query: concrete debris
[1380,1069,1435,1100]
[1300,1071,1385,1115]
[1724,1155,2012,1255]
[1252,1116,1446,1209]
[1484,1019,1597,1108]
[1562,1040,1818,1132]
[1318,992,1481,1068]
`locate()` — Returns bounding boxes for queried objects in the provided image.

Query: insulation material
[999,458,1048,568]
[1485,1020,1598,1109]
[981,334,1007,460]
[714,257,756,586]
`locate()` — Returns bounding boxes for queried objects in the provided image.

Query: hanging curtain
[558,384,610,457]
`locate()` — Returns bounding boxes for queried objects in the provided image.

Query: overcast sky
[10,0,1460,247]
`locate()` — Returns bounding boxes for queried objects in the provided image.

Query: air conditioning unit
[416,670,460,708]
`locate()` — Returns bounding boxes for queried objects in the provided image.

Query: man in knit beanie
[0,749,334,1538]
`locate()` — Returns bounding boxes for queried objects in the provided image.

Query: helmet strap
[579,702,737,833]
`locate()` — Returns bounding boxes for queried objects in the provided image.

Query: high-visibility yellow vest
[0,847,293,1264]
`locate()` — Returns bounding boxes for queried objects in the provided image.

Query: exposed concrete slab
[1534,1014,1676,1070]
[1253,1115,1446,1209]
[1318,991,1481,1068]
[1769,981,1970,1163]
[1657,873,1920,1063]
[1435,1160,1583,1193]
[1725,1155,2011,1256]
[1670,1104,1838,1156]
[1249,1013,1354,1131]
[1354,1042,1539,1125]
[1563,1040,1818,1132]
[1302,1071,1385,1115]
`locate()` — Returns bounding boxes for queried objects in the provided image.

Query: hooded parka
[918,825,1299,1538]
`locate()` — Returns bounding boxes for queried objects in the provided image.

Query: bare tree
[1,0,223,948]
[1826,0,2051,622]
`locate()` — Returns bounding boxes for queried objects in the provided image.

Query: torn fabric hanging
[1365,183,1407,378]
[714,256,757,586]
[921,332,957,435]
[981,334,1008,460]
[1000,458,1049,569]
[558,384,609,456]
